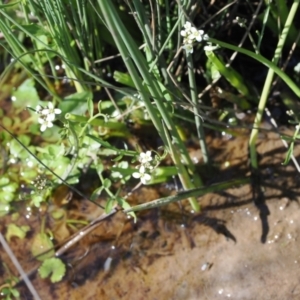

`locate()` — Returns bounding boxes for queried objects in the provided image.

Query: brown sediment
[2,128,300,299]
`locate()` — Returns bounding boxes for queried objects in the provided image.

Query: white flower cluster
[36,102,61,132]
[132,151,153,185]
[180,21,209,54]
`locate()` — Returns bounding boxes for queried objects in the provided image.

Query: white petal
[38,117,44,124]
[139,165,146,174]
[132,172,141,179]
[41,108,50,115]
[54,108,61,115]
[141,173,151,185]
[195,35,203,42]
[48,102,54,109]
[46,113,56,121]
[36,105,42,113]
[184,22,192,30]
[181,30,187,37]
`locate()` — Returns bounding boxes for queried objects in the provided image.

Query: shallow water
[2,127,300,300]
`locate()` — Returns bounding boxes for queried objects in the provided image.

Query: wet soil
[2,126,300,300]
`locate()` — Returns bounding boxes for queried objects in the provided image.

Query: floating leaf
[9,135,32,160]
[0,177,18,203]
[31,194,45,207]
[6,224,30,242]
[38,257,66,283]
[31,233,54,261]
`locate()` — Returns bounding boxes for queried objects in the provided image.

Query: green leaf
[96,163,104,174]
[51,208,65,220]
[90,186,104,201]
[31,233,54,261]
[87,97,94,117]
[0,177,18,203]
[12,24,49,36]
[11,288,20,297]
[117,197,136,222]
[31,194,45,207]
[0,203,10,216]
[48,146,56,157]
[59,91,92,115]
[205,50,249,96]
[105,198,114,214]
[113,71,135,88]
[38,257,66,283]
[6,224,30,242]
[12,78,40,110]
[103,178,111,189]
[111,154,124,162]
[0,287,10,296]
[0,191,15,203]
[0,177,10,186]
[2,116,12,128]
[9,135,31,159]
[283,142,294,165]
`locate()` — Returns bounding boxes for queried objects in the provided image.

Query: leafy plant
[38,258,66,283]
[0,1,300,292]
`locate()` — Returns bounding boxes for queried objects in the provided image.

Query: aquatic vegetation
[0,0,300,298]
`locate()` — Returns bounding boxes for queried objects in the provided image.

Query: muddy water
[2,127,300,300]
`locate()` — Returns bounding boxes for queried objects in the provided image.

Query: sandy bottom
[2,127,300,300]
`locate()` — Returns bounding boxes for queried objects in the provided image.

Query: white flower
[189,27,201,41]
[181,21,209,55]
[294,62,300,74]
[132,166,151,185]
[203,34,209,41]
[41,102,61,121]
[38,117,54,132]
[183,21,192,31]
[203,43,219,51]
[183,44,194,54]
[138,151,152,164]
[35,102,61,131]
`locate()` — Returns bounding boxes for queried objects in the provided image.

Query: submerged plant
[0,2,299,298]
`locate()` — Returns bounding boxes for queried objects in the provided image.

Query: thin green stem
[249,0,300,169]
[209,38,300,97]
[186,54,210,165]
